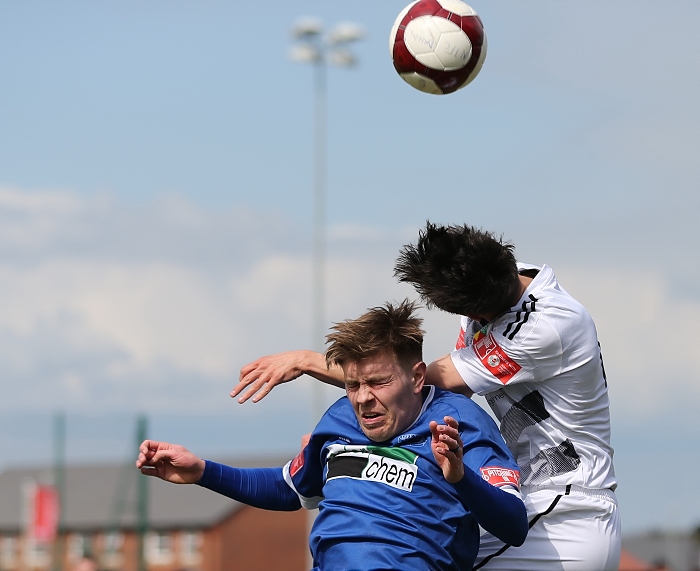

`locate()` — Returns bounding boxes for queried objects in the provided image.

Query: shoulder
[518,264,589,318]
[317,396,357,431]
[430,391,507,454]
[508,265,595,336]
[429,388,496,425]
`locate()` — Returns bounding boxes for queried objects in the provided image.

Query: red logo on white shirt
[473,332,521,384]
[480,466,521,489]
[455,328,467,350]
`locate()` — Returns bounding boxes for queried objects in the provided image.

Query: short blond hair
[325,300,424,371]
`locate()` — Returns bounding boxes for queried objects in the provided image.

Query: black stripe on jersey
[599,341,608,388]
[499,390,550,450]
[502,295,538,341]
[520,439,581,484]
[326,456,367,480]
[473,486,570,570]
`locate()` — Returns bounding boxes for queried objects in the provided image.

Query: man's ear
[412,361,427,393]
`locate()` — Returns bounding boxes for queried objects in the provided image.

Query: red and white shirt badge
[473,332,521,384]
[289,451,305,477]
[479,466,521,489]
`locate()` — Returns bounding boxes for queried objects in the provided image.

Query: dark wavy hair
[394,222,520,317]
[325,299,424,371]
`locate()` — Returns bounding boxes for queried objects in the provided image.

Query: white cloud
[1,186,698,429]
[0,188,407,414]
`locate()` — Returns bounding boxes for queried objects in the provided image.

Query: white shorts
[473,485,621,571]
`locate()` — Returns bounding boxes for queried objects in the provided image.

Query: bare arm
[231,349,345,404]
[426,354,474,398]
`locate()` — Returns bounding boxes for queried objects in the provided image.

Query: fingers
[233,367,286,403]
[431,417,463,457]
[233,352,308,403]
[231,366,258,400]
[136,440,159,468]
[232,361,276,403]
[135,440,177,469]
[232,377,273,403]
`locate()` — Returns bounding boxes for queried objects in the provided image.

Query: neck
[478,275,534,323]
[516,274,533,300]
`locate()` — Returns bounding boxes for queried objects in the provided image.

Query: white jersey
[450,263,617,491]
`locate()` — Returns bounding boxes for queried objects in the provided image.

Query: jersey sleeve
[458,402,521,490]
[453,401,527,546]
[450,311,563,395]
[282,427,327,510]
[197,462,300,511]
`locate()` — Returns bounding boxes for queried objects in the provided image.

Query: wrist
[302,349,325,369]
[446,465,465,484]
[195,459,210,484]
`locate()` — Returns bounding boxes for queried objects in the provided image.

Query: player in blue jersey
[137,300,527,571]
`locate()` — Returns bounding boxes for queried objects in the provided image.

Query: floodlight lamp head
[328,49,357,68]
[291,18,323,40]
[327,22,365,45]
[289,44,321,63]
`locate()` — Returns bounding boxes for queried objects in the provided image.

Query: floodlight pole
[312,51,327,402]
[290,20,363,424]
[52,412,65,571]
[136,415,148,571]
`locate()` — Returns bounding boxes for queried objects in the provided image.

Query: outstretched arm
[232,349,345,403]
[426,355,474,398]
[135,441,301,511]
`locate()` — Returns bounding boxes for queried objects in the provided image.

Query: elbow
[509,529,527,548]
[480,504,528,547]
[507,504,529,547]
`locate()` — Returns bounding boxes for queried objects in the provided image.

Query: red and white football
[390,0,487,95]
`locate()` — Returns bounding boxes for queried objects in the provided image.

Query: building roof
[0,456,291,533]
[618,549,669,571]
[623,531,698,571]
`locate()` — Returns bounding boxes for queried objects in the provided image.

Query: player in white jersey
[232,222,621,571]
[393,223,620,571]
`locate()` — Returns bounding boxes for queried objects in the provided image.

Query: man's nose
[356,383,374,403]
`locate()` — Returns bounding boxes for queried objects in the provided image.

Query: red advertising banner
[29,485,59,542]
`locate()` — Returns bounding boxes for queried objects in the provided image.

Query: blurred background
[0,0,698,545]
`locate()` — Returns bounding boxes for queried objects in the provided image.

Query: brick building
[2,459,685,571]
[0,458,308,571]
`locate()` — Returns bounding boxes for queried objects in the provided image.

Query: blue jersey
[282,386,520,571]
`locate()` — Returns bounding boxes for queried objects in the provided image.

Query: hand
[430,416,465,484]
[135,440,206,484]
[232,350,329,404]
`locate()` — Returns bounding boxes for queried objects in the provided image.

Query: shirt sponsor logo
[326,444,418,492]
[362,455,417,491]
[473,332,521,384]
[480,466,521,489]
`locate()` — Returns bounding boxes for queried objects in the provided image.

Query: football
[390,0,487,95]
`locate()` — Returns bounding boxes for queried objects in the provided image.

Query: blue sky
[1,0,698,534]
